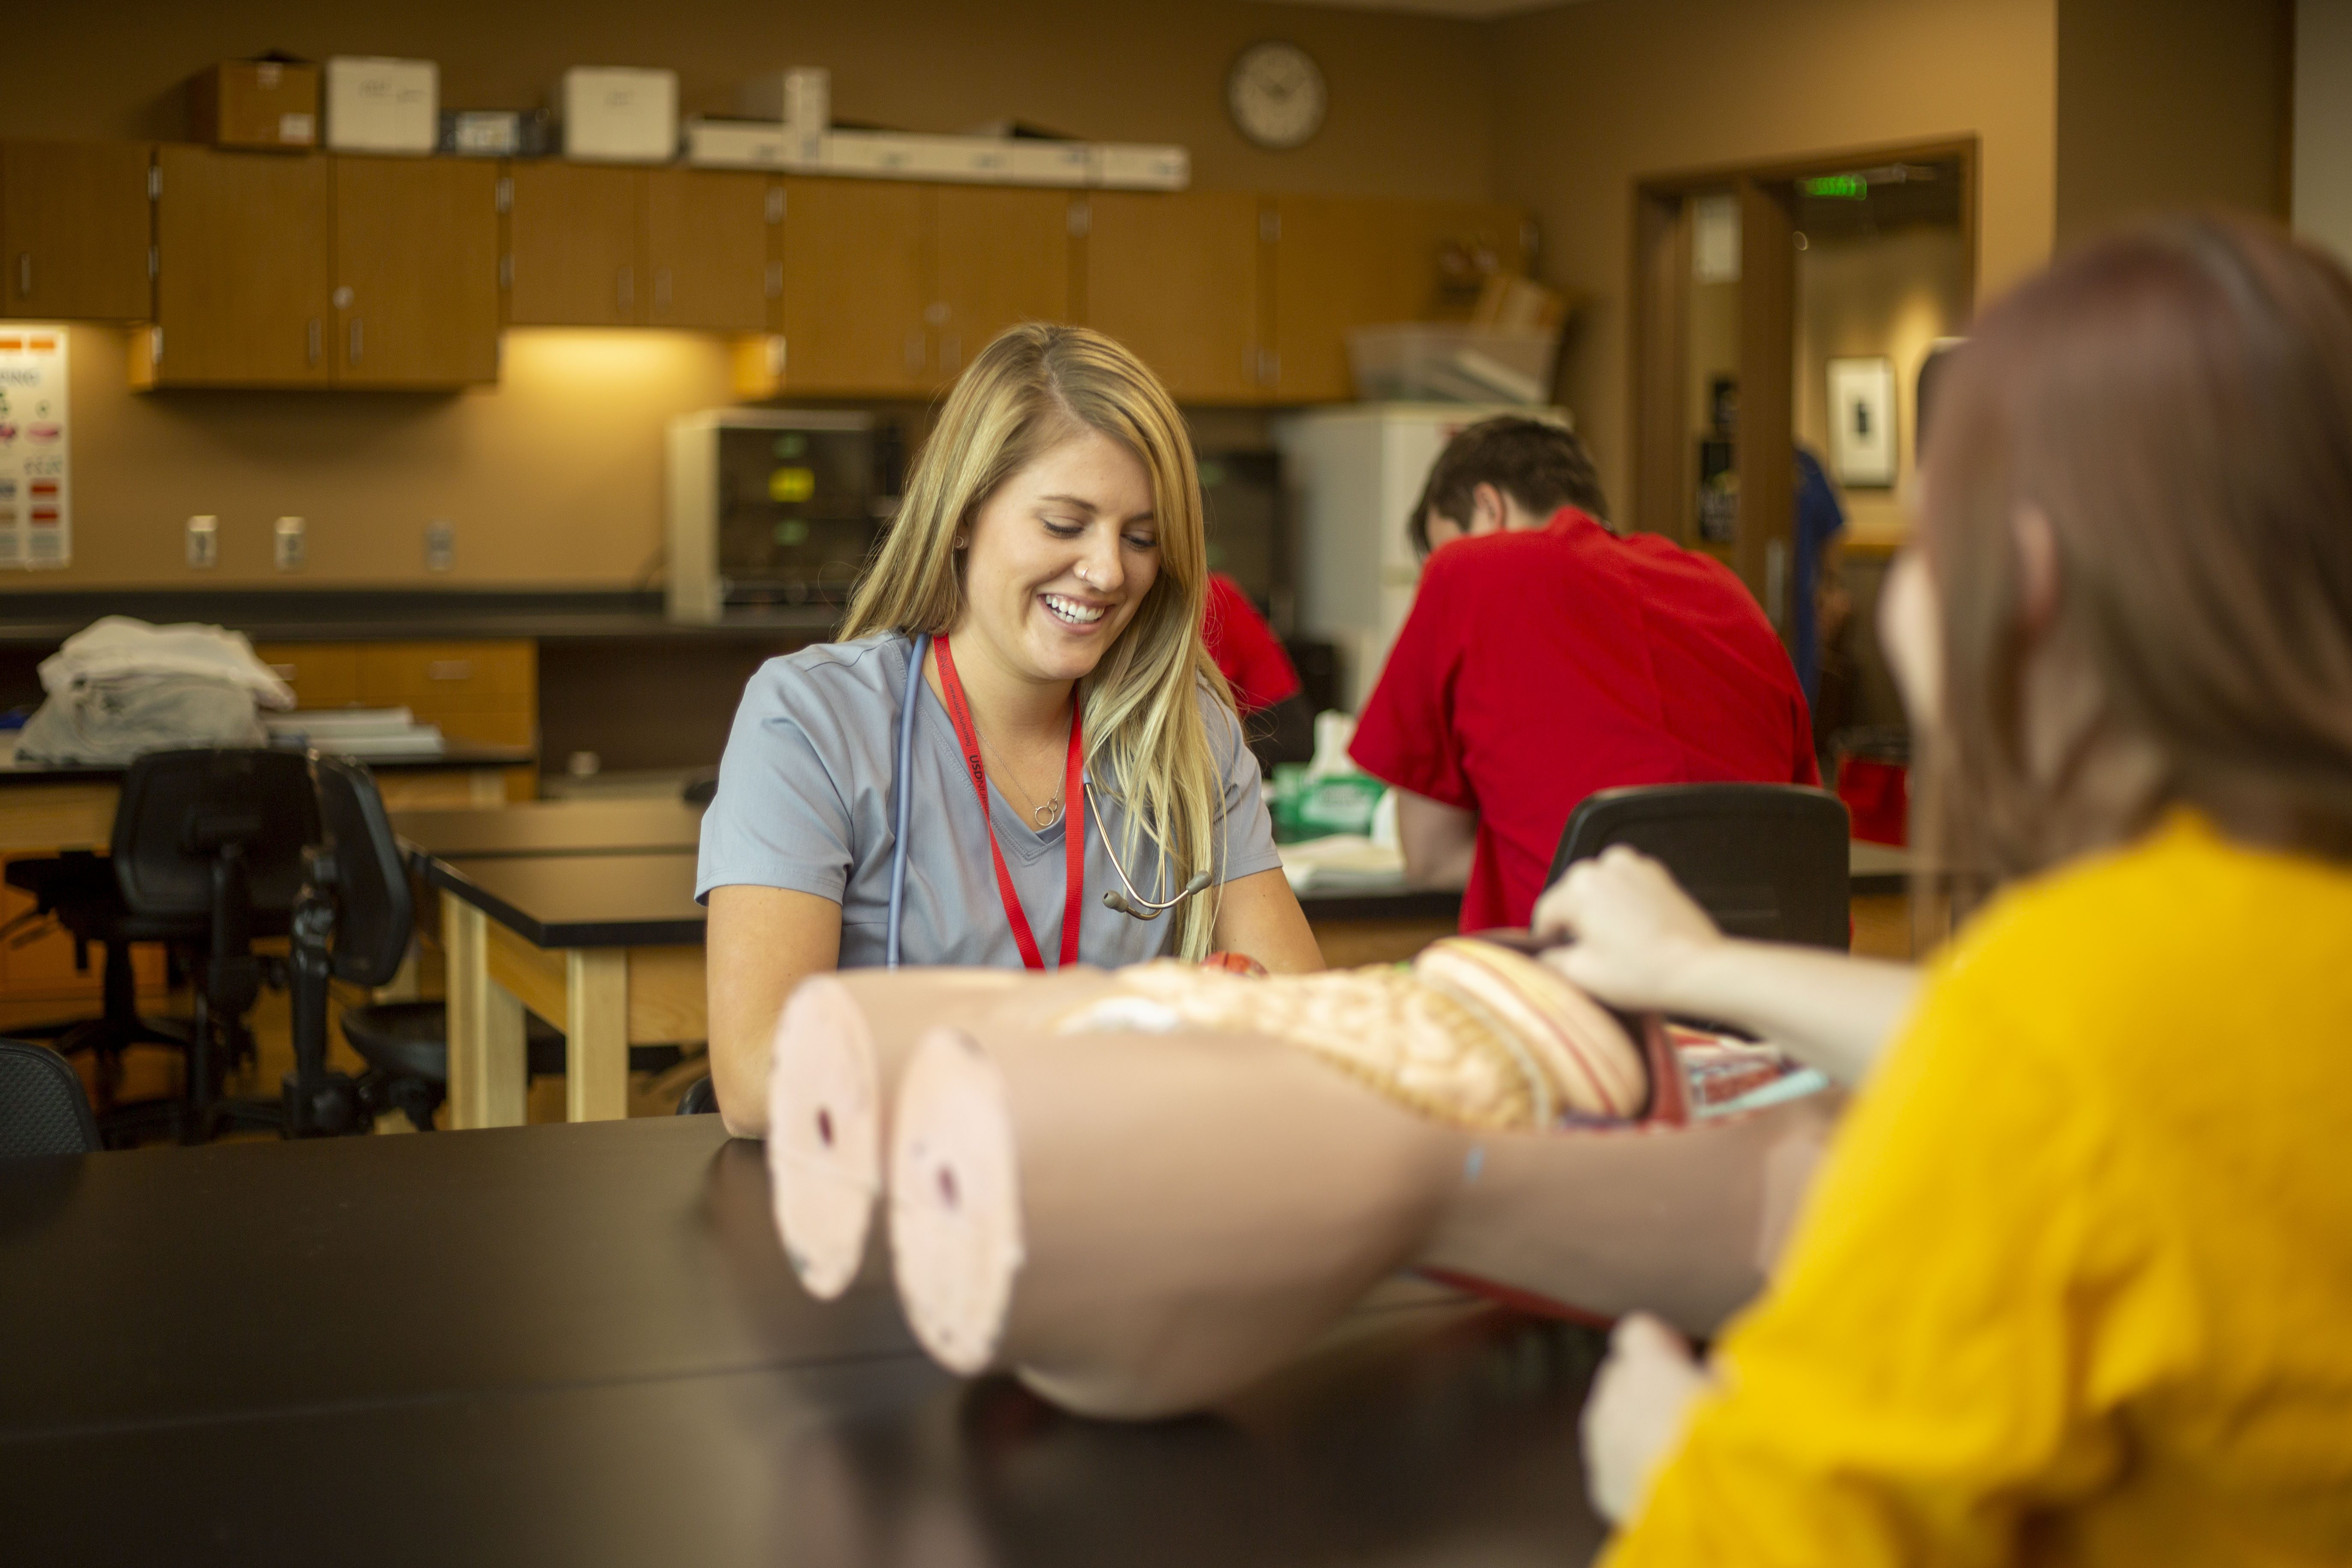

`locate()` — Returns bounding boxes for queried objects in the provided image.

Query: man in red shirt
[1350,417,1817,932]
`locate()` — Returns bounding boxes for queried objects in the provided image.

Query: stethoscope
[886,632,1210,969]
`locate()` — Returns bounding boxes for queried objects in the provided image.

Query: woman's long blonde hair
[841,324,1236,957]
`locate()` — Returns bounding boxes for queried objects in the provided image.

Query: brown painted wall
[0,0,1496,202]
[2054,0,2293,249]
[1,0,1495,591]
[1487,0,2060,527]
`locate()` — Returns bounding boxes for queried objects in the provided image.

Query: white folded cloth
[38,615,296,710]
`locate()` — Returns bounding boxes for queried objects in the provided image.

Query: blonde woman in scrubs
[698,326,1321,1135]
[1549,215,2352,1560]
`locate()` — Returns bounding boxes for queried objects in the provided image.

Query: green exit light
[1801,174,1868,200]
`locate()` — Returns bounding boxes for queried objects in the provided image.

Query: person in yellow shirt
[1537,213,2352,1562]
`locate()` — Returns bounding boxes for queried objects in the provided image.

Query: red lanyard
[931,634,1085,971]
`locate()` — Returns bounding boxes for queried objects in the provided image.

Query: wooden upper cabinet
[1,141,152,322]
[1268,196,1528,403]
[148,146,332,387]
[930,185,1076,381]
[1083,191,1266,405]
[775,178,930,396]
[506,162,643,327]
[332,157,499,387]
[645,169,770,332]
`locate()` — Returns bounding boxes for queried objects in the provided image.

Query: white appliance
[1273,403,1569,711]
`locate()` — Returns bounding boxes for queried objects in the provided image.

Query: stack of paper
[264,708,445,758]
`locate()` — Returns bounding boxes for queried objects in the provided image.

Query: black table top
[424,850,708,948]
[0,1117,1610,1566]
[394,797,707,861]
[0,740,535,783]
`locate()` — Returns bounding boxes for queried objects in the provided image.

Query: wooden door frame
[1629,136,1979,636]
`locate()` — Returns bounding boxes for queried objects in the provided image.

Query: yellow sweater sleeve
[1603,961,2182,1567]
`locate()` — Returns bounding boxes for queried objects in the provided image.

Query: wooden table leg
[445,896,527,1129]
[565,948,630,1123]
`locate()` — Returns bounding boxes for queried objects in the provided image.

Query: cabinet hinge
[1067,199,1091,239]
[1260,209,1281,243]
[495,176,512,215]
[766,187,786,223]
[499,254,513,291]
[148,166,161,200]
[150,326,163,367]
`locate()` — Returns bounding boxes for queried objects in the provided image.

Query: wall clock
[1227,42,1326,152]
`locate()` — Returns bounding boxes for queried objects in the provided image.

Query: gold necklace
[976,729,1065,828]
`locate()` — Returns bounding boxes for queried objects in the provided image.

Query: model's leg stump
[889,1026,1024,1376]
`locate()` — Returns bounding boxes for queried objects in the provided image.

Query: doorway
[1630,140,1976,615]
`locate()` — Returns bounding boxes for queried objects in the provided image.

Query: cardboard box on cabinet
[188,59,320,151]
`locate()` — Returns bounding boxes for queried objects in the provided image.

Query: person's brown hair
[1917,214,2352,876]
[1407,415,1609,556]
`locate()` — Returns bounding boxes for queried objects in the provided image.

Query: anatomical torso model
[766,940,1836,1419]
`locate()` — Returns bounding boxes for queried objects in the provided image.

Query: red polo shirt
[1349,508,1818,932]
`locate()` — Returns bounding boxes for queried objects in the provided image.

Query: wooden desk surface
[394,797,705,861]
[0,1118,1610,1566]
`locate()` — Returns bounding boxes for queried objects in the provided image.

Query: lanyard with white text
[931,634,1084,971]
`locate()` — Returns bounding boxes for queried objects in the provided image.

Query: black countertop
[0,588,841,647]
[0,1117,1611,1566]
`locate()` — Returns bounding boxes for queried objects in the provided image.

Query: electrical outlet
[186,515,218,569]
[425,518,455,573]
[274,515,305,572]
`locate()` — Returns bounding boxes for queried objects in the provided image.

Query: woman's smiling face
[953,427,1162,686]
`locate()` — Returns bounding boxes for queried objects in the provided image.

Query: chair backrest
[111,748,320,920]
[0,1039,100,1157]
[1548,783,1851,949]
[310,754,413,987]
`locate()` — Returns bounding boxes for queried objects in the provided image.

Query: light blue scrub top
[695,632,1284,968]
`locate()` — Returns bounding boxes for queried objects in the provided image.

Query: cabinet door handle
[654,268,672,313]
[307,318,322,365]
[15,254,28,297]
[617,266,635,315]
[426,659,475,681]
[904,330,925,375]
[349,319,364,363]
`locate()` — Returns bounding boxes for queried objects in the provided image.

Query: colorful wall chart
[0,328,70,569]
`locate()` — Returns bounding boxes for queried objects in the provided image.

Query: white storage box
[823,129,1001,181]
[1091,143,1189,191]
[684,118,812,169]
[1346,324,1561,404]
[558,67,679,163]
[325,57,438,154]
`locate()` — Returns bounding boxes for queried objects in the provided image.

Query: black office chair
[279,754,417,1137]
[111,748,320,1143]
[1,852,189,1092]
[1547,783,1851,950]
[675,1076,718,1116]
[0,1038,101,1158]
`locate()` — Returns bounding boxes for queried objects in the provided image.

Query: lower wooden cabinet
[252,638,538,753]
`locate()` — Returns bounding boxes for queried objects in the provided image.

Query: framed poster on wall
[1826,355,1895,488]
